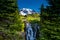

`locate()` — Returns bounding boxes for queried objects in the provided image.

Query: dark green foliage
[0,0,21,40]
[0,0,17,13]
[40,0,60,40]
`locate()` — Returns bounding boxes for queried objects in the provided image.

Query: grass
[19,14,40,32]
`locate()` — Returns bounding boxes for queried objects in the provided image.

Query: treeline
[0,0,21,40]
[40,0,60,40]
[0,0,60,40]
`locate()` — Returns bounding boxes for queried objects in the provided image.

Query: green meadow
[19,14,40,32]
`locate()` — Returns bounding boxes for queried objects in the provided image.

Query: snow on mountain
[19,8,36,16]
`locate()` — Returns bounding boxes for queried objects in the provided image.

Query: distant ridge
[19,8,36,16]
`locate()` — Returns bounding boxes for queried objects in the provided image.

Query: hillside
[20,13,40,32]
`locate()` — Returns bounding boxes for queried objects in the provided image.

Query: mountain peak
[19,8,36,16]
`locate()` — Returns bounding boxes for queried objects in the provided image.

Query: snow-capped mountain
[19,8,36,15]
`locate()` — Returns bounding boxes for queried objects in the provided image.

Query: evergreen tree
[40,0,60,40]
[0,0,21,40]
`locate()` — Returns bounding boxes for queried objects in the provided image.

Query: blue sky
[17,0,48,12]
